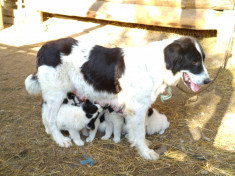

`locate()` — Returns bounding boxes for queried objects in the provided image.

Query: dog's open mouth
[183,73,199,92]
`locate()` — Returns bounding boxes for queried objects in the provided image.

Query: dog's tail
[25,74,41,95]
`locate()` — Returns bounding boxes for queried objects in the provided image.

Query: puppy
[42,93,102,147]
[98,107,169,143]
[98,107,124,143]
[145,108,170,135]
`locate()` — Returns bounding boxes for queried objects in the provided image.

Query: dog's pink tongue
[190,82,199,92]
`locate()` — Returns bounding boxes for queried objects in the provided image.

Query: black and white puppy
[41,93,102,147]
[145,108,170,135]
[25,36,210,160]
[98,106,124,143]
[98,107,170,143]
[123,108,170,136]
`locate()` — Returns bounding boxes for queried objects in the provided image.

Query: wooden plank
[33,0,222,30]
[2,7,14,17]
[24,0,44,25]
[216,9,235,56]
[0,1,4,29]
[3,15,14,24]
[99,0,235,10]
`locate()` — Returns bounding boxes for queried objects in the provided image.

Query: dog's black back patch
[81,45,125,94]
[37,37,78,68]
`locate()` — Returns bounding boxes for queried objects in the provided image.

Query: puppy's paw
[74,139,84,146]
[139,149,159,160]
[56,137,72,148]
[113,137,121,143]
[158,129,165,135]
[86,137,94,143]
[101,135,110,140]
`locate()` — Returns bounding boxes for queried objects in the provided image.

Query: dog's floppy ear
[164,43,184,74]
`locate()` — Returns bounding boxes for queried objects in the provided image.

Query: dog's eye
[192,60,199,65]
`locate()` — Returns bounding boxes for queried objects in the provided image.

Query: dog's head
[63,92,80,105]
[82,100,102,119]
[164,37,210,92]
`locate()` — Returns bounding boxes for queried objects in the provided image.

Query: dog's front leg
[44,93,72,147]
[126,106,159,160]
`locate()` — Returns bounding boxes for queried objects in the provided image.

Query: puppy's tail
[25,74,41,95]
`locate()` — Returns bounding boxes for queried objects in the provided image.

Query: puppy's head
[164,37,210,92]
[146,108,170,135]
[82,100,102,119]
[63,92,80,105]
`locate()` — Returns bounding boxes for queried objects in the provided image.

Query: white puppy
[98,107,124,143]
[123,108,170,137]
[42,93,102,147]
[98,107,170,143]
[145,108,170,135]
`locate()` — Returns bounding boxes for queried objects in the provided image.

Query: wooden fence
[1,0,234,54]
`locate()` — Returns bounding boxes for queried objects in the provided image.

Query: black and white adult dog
[42,93,102,146]
[25,36,210,160]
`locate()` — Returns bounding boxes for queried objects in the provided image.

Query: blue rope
[160,86,172,103]
[79,154,96,166]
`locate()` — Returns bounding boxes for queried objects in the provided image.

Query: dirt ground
[0,18,235,175]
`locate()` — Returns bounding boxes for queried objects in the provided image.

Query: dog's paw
[86,137,94,143]
[56,137,72,148]
[74,139,84,146]
[139,149,159,160]
[101,135,110,140]
[113,137,121,143]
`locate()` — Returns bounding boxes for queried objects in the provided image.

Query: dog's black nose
[204,78,211,84]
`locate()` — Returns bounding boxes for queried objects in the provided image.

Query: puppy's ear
[83,100,98,115]
[164,43,184,74]
[67,92,75,99]
[147,108,153,117]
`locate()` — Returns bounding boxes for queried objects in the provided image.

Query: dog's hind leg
[41,102,50,134]
[44,92,72,148]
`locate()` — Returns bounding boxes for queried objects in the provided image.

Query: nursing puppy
[25,36,210,160]
[41,93,102,147]
[98,107,124,143]
[122,108,170,136]
[145,108,170,135]
[81,106,124,143]
[98,107,170,143]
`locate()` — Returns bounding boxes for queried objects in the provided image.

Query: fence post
[0,0,4,29]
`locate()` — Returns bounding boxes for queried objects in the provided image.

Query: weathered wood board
[32,0,224,30]
[99,0,235,10]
